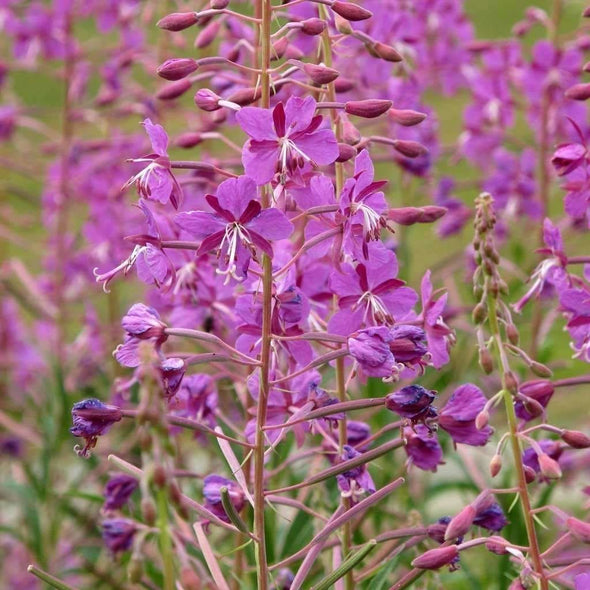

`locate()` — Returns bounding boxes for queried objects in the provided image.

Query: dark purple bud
[157,12,199,32]
[345,99,392,118]
[102,518,137,553]
[565,83,590,100]
[385,385,435,420]
[412,545,459,570]
[194,88,222,111]
[561,430,590,449]
[272,569,295,590]
[303,63,339,85]
[71,398,122,457]
[331,1,373,21]
[157,58,198,81]
[272,37,289,60]
[103,475,138,511]
[392,139,429,158]
[175,132,204,148]
[389,108,427,126]
[158,357,186,398]
[301,18,327,35]
[156,79,193,100]
[336,143,357,162]
[203,475,245,522]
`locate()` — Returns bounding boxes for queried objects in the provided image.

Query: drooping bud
[387,206,447,225]
[272,37,289,60]
[334,77,356,93]
[195,19,222,49]
[103,474,138,511]
[529,361,552,378]
[523,465,536,483]
[340,116,361,145]
[389,108,427,126]
[566,517,590,543]
[561,430,590,449]
[211,0,230,7]
[156,79,192,100]
[157,58,198,81]
[485,536,509,555]
[472,302,487,324]
[157,12,199,32]
[411,545,459,570]
[370,41,403,62]
[506,323,519,345]
[444,505,476,540]
[345,99,391,118]
[475,408,489,430]
[227,86,263,106]
[175,132,203,148]
[336,143,357,162]
[565,83,590,100]
[489,454,502,477]
[538,453,562,480]
[584,6,590,17]
[479,347,494,374]
[141,497,157,525]
[331,1,373,21]
[392,139,429,158]
[503,371,518,395]
[301,18,327,35]
[102,519,137,554]
[194,88,222,111]
[303,63,340,85]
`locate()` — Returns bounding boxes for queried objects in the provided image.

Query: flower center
[355,291,393,325]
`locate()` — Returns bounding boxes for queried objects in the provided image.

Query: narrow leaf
[193,522,231,590]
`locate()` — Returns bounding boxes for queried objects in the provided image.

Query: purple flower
[559,287,590,362]
[388,325,429,370]
[175,175,293,282]
[347,326,396,379]
[236,95,338,185]
[336,445,375,502]
[385,385,437,423]
[101,518,137,553]
[515,379,555,422]
[103,475,138,511]
[70,399,122,458]
[125,119,182,208]
[157,357,186,398]
[522,439,563,478]
[473,501,508,532]
[403,425,443,472]
[169,374,218,433]
[438,383,493,446]
[203,474,245,523]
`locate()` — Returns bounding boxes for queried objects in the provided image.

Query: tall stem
[253,1,272,587]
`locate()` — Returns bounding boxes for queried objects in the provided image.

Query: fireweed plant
[1,1,590,589]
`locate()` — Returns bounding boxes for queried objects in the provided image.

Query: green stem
[27,565,78,590]
[157,487,175,590]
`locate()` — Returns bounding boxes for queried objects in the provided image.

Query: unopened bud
[157,12,199,32]
[389,108,426,126]
[561,430,590,449]
[506,323,519,345]
[411,545,459,570]
[445,505,476,540]
[156,79,192,100]
[490,454,502,477]
[529,361,552,378]
[195,19,222,49]
[336,143,357,162]
[194,88,222,111]
[345,99,392,118]
[211,0,229,8]
[168,480,183,505]
[141,498,157,525]
[538,453,562,480]
[157,58,198,81]
[334,77,356,93]
[138,428,152,451]
[523,465,536,483]
[485,536,508,555]
[301,18,326,35]
[566,517,590,543]
[472,302,487,324]
[227,86,263,106]
[303,63,339,85]
[370,41,403,62]
[479,347,494,374]
[392,139,429,158]
[475,409,489,430]
[340,117,361,145]
[565,83,590,101]
[503,371,518,395]
[175,132,203,148]
[387,206,447,225]
[153,465,167,488]
[331,1,373,22]
[272,37,289,60]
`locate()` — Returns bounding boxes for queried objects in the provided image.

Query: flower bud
[175,132,203,148]
[566,517,590,543]
[490,454,502,477]
[506,323,519,345]
[153,464,167,488]
[444,505,476,540]
[301,18,327,35]
[194,88,222,111]
[523,465,536,483]
[475,409,489,430]
[272,37,289,60]
[584,7,590,17]
[392,139,429,158]
[584,60,590,73]
[156,79,192,100]
[411,545,459,570]
[340,116,361,144]
[195,19,222,49]
[345,99,392,118]
[565,83,590,101]
[211,0,229,8]
[157,12,199,32]
[303,63,340,85]
[529,361,552,378]
[479,347,494,374]
[227,86,263,106]
[387,206,446,225]
[336,143,357,162]
[503,371,518,395]
[157,58,198,81]
[472,302,487,324]
[561,430,590,449]
[370,41,403,62]
[538,453,562,480]
[485,536,509,555]
[331,1,372,21]
[389,108,426,126]
[141,497,157,525]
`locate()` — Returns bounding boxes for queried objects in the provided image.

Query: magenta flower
[175,176,293,282]
[103,475,138,512]
[203,475,245,523]
[439,384,492,446]
[385,385,437,423]
[70,398,122,457]
[559,287,590,362]
[347,326,396,379]
[101,519,137,554]
[236,95,338,185]
[125,118,182,208]
[403,424,443,472]
[336,445,375,502]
